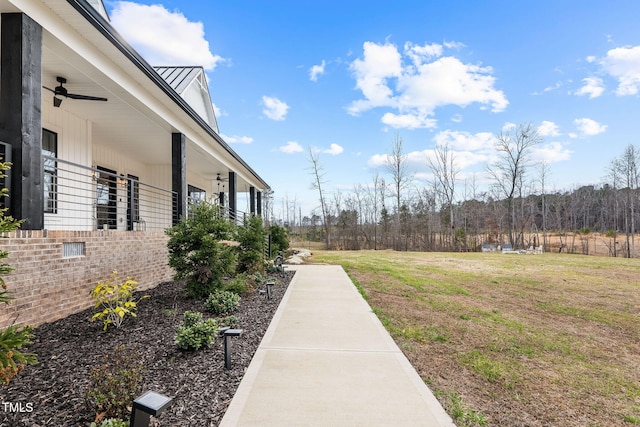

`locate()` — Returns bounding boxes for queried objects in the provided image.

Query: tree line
[276,123,640,258]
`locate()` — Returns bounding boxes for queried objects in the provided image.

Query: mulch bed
[0,270,294,427]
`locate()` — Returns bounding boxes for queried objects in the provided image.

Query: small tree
[0,159,37,385]
[268,224,289,256]
[166,201,237,298]
[486,122,542,248]
[236,214,266,274]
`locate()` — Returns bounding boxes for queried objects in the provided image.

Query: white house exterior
[0,0,269,327]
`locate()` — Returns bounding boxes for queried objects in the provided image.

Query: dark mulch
[0,271,294,427]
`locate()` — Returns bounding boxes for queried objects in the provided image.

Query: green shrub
[236,215,266,274]
[166,201,237,299]
[174,311,218,351]
[0,325,37,386]
[205,290,241,315]
[90,272,146,331]
[268,224,289,257]
[221,315,238,328]
[0,158,36,386]
[86,344,145,421]
[90,419,129,427]
[222,274,250,295]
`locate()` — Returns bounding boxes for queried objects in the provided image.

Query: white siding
[43,105,94,230]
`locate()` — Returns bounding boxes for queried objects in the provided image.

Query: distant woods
[285,125,640,257]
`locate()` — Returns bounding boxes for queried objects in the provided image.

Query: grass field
[308,250,640,427]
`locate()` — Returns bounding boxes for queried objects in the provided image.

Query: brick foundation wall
[0,230,174,328]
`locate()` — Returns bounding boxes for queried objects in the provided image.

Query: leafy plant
[236,214,266,274]
[221,315,238,328]
[89,418,129,427]
[0,158,36,386]
[86,344,145,422]
[268,224,289,257]
[0,325,37,385]
[205,290,240,315]
[90,272,146,331]
[223,273,256,296]
[174,311,218,351]
[166,201,237,298]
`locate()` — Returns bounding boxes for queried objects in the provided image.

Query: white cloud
[573,118,607,137]
[586,55,597,63]
[537,121,561,137]
[574,77,605,98]
[309,60,326,82]
[381,112,437,129]
[222,134,253,144]
[348,41,402,113]
[323,143,344,155]
[433,130,495,151]
[368,146,487,171]
[601,45,640,95]
[531,142,572,163]
[279,141,303,154]
[110,1,223,70]
[367,153,389,168]
[262,96,290,121]
[348,40,508,129]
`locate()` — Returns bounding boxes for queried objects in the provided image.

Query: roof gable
[154,66,219,134]
[86,0,109,21]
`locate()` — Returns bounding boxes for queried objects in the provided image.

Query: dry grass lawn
[308,250,640,427]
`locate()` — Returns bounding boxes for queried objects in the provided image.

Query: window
[43,129,58,214]
[96,166,117,229]
[188,185,206,205]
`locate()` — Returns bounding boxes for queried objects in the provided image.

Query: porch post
[249,186,256,216]
[256,191,262,217]
[172,133,186,225]
[228,171,236,221]
[219,191,225,207]
[0,13,43,230]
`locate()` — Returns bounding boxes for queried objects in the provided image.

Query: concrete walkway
[219,265,455,426]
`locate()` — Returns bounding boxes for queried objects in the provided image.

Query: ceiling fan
[43,76,108,107]
[216,173,228,191]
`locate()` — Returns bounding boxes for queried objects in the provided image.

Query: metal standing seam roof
[153,66,203,95]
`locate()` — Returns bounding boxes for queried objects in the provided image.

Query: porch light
[129,390,173,427]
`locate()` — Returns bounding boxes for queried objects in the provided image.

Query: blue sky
[105,1,640,218]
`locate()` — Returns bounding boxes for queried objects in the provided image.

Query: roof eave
[65,0,270,190]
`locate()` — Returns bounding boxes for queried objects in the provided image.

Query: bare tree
[616,144,639,258]
[263,189,274,227]
[385,133,412,249]
[428,141,459,250]
[307,147,331,248]
[487,122,543,248]
[538,161,551,251]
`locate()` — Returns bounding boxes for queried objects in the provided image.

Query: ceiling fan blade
[43,86,56,94]
[65,93,108,101]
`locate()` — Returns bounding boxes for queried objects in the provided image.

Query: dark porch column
[0,13,43,230]
[172,133,186,225]
[228,171,236,221]
[249,186,255,216]
[219,191,225,207]
[256,191,262,217]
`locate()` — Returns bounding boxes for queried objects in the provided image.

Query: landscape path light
[129,390,173,427]
[224,328,243,370]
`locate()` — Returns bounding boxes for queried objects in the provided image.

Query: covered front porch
[0,0,269,232]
